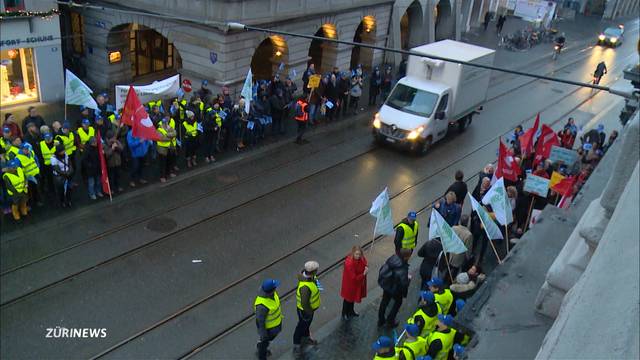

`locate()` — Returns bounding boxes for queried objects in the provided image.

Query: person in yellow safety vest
[202,102,222,163]
[3,159,29,221]
[425,315,465,360]
[156,116,178,183]
[427,277,454,315]
[55,122,77,172]
[182,110,199,168]
[1,127,13,152]
[401,323,427,359]
[6,136,21,160]
[39,132,58,193]
[408,291,441,338]
[77,118,95,151]
[293,260,321,354]
[254,279,283,360]
[294,96,309,144]
[395,211,419,254]
[372,335,396,359]
[191,96,205,121]
[149,102,163,125]
[15,143,42,206]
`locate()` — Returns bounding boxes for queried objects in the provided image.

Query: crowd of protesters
[1,62,400,222]
[252,114,616,360]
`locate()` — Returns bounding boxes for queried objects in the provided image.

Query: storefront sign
[0,35,55,49]
[115,75,180,110]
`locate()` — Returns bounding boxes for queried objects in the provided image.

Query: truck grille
[380,123,407,139]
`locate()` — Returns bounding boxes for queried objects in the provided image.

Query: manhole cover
[145,217,178,233]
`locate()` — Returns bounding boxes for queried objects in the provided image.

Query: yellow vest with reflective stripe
[7,146,19,159]
[397,221,419,249]
[296,280,320,311]
[16,153,40,177]
[182,121,198,137]
[407,308,438,338]
[77,126,95,145]
[402,337,427,358]
[0,138,10,151]
[396,346,415,360]
[108,114,116,124]
[40,141,57,166]
[373,353,395,360]
[426,329,456,360]
[254,292,283,329]
[434,289,453,315]
[157,127,176,148]
[56,133,76,155]
[3,167,27,196]
[168,118,176,129]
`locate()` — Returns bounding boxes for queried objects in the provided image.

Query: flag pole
[488,236,503,264]
[525,196,536,231]
[443,251,455,284]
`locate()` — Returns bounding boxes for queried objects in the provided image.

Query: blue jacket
[127,130,150,158]
[436,199,461,226]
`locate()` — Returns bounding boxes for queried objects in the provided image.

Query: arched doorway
[108,23,181,80]
[435,0,454,40]
[308,23,337,74]
[350,16,376,71]
[470,0,483,27]
[250,36,288,81]
[400,1,424,50]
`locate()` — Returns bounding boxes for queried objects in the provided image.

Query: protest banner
[115,75,180,110]
[548,145,578,166]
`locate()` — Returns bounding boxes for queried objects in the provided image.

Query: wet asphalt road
[1,22,638,360]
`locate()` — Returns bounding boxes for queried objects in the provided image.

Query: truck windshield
[385,84,439,117]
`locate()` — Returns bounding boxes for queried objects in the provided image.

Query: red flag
[121,86,161,141]
[557,194,572,209]
[533,124,560,168]
[495,140,521,182]
[96,130,111,196]
[519,113,540,156]
[551,175,576,196]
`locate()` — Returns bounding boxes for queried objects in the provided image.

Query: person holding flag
[469,194,504,265]
[482,177,514,253]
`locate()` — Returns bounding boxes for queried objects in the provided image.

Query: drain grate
[145,217,178,233]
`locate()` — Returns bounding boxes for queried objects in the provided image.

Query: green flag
[65,69,98,109]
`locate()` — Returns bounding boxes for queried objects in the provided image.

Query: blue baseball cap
[82,118,91,126]
[161,117,169,123]
[95,115,104,122]
[62,122,71,129]
[19,142,30,150]
[420,290,435,303]
[2,127,10,134]
[261,279,280,292]
[405,324,420,337]
[453,344,465,356]
[43,132,53,139]
[408,211,417,219]
[100,92,108,98]
[7,159,20,168]
[202,79,208,86]
[456,299,466,312]
[597,124,604,132]
[427,277,444,288]
[437,314,454,327]
[582,143,592,151]
[372,336,393,351]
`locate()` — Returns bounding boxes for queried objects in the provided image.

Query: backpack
[295,102,304,118]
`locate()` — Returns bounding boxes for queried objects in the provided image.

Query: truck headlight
[598,34,606,41]
[610,37,617,43]
[373,113,381,129]
[407,126,425,140]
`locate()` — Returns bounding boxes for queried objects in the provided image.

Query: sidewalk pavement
[283,77,629,360]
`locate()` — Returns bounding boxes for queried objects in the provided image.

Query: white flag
[469,194,504,240]
[428,209,439,240]
[369,187,395,236]
[65,69,99,109]
[482,177,513,226]
[432,210,467,254]
[240,68,253,114]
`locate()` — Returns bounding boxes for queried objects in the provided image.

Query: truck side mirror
[435,111,446,120]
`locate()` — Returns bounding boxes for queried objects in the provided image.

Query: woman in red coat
[340,246,368,319]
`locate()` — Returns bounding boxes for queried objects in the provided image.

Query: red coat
[340,255,367,303]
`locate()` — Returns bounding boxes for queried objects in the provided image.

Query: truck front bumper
[372,127,421,150]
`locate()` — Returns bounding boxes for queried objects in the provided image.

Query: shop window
[70,12,84,55]
[1,48,39,106]
[3,0,25,11]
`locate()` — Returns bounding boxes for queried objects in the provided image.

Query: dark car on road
[598,26,624,47]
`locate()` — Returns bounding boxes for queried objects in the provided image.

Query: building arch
[250,35,288,81]
[307,23,338,74]
[350,15,377,71]
[435,0,455,40]
[400,0,425,50]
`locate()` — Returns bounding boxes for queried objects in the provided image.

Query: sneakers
[170,173,177,178]
[160,177,167,183]
[97,192,104,198]
[89,194,97,200]
[129,181,136,188]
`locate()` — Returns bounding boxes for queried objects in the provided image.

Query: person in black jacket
[417,238,442,290]
[377,248,412,327]
[445,170,467,206]
[337,72,350,118]
[269,89,286,135]
[80,136,103,200]
[368,66,382,106]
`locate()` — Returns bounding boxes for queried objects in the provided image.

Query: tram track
[92,55,624,358]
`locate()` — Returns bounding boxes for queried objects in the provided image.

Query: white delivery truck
[372,40,495,154]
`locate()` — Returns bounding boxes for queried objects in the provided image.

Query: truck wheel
[416,137,433,156]
[458,115,471,133]
[373,134,385,146]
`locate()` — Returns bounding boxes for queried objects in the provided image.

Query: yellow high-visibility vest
[296,280,320,311]
[253,292,283,329]
[3,167,27,196]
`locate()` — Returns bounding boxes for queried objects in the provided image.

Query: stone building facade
[60,0,465,102]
